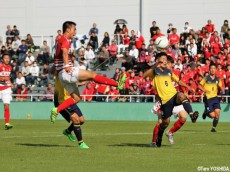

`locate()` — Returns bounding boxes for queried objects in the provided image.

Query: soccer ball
[155,36,169,49]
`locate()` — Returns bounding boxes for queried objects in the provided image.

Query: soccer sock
[157,124,167,140]
[152,123,159,143]
[73,123,83,145]
[169,119,186,134]
[57,98,75,113]
[4,108,10,124]
[212,118,219,128]
[66,123,74,133]
[93,75,118,87]
[182,100,193,116]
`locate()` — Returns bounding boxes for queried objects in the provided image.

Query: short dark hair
[2,52,10,58]
[210,63,216,68]
[167,55,174,63]
[155,52,167,61]
[62,21,76,33]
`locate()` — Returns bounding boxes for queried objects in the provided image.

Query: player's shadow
[108,143,169,148]
[16,143,74,148]
[216,143,230,146]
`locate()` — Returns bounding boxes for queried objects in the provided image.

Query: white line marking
[0,131,229,139]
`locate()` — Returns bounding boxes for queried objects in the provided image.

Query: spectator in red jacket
[209,31,220,44]
[211,37,222,57]
[168,28,180,45]
[16,84,28,101]
[108,86,120,102]
[204,19,215,33]
[108,40,118,64]
[135,31,145,49]
[82,82,95,102]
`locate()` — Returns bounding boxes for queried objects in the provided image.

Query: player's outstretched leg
[4,104,13,130]
[211,109,220,132]
[156,118,170,147]
[150,123,159,147]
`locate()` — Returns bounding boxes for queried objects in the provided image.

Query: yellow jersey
[199,75,222,99]
[54,76,71,104]
[152,68,179,104]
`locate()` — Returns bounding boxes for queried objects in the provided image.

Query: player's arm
[198,77,210,94]
[171,72,195,93]
[217,79,225,94]
[143,62,159,78]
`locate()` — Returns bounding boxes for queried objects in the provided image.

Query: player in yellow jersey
[53,76,89,148]
[144,52,198,147]
[198,63,225,132]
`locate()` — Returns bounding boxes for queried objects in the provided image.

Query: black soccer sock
[182,100,193,115]
[213,118,219,128]
[66,123,74,133]
[73,123,83,144]
[157,124,167,139]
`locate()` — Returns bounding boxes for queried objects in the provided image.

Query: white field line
[0,131,229,139]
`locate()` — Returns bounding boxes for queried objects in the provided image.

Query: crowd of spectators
[1,19,230,102]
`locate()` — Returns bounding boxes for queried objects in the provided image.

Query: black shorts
[161,93,178,120]
[54,93,83,123]
[204,96,221,113]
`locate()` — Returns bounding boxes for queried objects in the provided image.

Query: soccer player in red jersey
[0,53,13,129]
[50,21,118,122]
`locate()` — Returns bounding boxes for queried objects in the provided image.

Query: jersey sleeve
[218,78,222,88]
[61,38,69,49]
[171,73,179,82]
[199,77,206,86]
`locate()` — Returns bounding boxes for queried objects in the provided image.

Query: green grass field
[0,120,229,172]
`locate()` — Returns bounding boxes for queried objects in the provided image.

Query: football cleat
[79,142,89,149]
[5,123,13,130]
[190,111,199,123]
[50,107,58,123]
[150,142,157,147]
[165,131,174,144]
[63,129,76,142]
[211,128,217,132]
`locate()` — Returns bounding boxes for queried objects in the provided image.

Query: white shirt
[187,45,197,57]
[12,40,21,51]
[182,26,192,33]
[30,66,39,76]
[174,64,183,71]
[25,56,35,65]
[21,66,31,76]
[129,48,139,59]
[84,49,95,60]
[16,77,26,85]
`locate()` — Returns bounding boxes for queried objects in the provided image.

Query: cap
[121,67,126,70]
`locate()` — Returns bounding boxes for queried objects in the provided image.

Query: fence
[10,94,230,103]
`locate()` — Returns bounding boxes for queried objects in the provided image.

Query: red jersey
[123,37,130,45]
[135,36,145,49]
[54,35,72,71]
[216,69,226,80]
[82,87,95,101]
[226,70,230,79]
[168,34,180,45]
[109,89,119,99]
[204,24,215,33]
[152,33,165,41]
[0,64,12,91]
[211,42,222,56]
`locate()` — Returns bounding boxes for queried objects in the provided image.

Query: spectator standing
[204,19,215,34]
[84,44,95,69]
[11,25,20,37]
[18,40,29,65]
[150,21,158,38]
[89,23,99,35]
[37,40,50,64]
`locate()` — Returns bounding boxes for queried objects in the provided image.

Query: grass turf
[0,120,229,172]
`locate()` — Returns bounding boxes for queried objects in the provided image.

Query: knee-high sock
[152,123,159,143]
[4,108,10,124]
[157,124,167,140]
[93,75,118,87]
[213,118,219,128]
[73,124,83,144]
[66,123,74,133]
[169,119,185,133]
[182,100,193,115]
[57,98,75,113]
